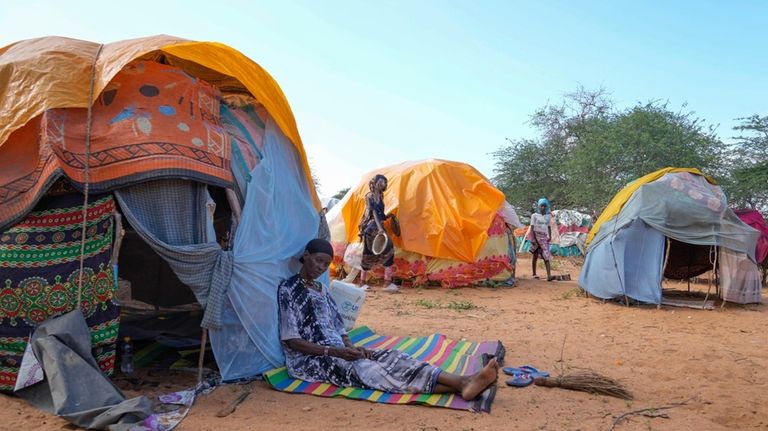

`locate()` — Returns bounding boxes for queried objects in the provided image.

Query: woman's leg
[381,242,398,291]
[544,259,553,280]
[384,266,393,283]
[431,358,499,400]
[360,233,375,288]
[383,265,399,292]
[531,250,539,277]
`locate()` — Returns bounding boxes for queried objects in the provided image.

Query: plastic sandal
[382,284,400,294]
[519,365,550,378]
[505,375,533,387]
[503,366,550,379]
[502,367,527,376]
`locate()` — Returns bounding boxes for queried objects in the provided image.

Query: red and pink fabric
[735,209,768,263]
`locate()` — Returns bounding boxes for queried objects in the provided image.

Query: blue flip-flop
[519,365,550,378]
[503,365,550,379]
[505,374,533,387]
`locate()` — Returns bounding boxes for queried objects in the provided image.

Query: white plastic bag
[329,280,366,330]
[343,242,364,271]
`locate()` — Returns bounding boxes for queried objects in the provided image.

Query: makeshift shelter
[516,209,592,257]
[734,209,768,264]
[735,209,768,286]
[580,168,762,305]
[0,35,322,393]
[327,159,523,288]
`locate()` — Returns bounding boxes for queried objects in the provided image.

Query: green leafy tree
[493,88,726,215]
[493,87,611,213]
[724,115,768,210]
[308,161,321,194]
[567,101,724,211]
[492,139,570,216]
[332,187,351,200]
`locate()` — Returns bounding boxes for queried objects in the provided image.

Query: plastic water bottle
[120,336,134,374]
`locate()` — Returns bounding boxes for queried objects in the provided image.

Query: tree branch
[608,396,705,431]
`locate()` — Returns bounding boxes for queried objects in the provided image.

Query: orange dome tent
[328,159,520,288]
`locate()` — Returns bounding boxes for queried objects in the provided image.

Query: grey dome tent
[580,169,762,305]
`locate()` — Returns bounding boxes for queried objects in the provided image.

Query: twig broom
[533,369,633,400]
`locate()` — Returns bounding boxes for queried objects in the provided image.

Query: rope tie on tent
[703,245,717,305]
[76,43,104,308]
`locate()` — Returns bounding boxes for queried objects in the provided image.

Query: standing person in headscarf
[357,174,399,293]
[529,197,554,281]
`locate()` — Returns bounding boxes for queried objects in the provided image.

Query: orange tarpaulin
[337,159,506,262]
[0,59,234,230]
[0,35,319,208]
[49,60,232,187]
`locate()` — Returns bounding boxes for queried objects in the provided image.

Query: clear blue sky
[2,0,766,195]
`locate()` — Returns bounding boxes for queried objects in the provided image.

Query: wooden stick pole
[197,328,208,385]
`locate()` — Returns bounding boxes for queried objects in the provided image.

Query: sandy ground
[2,256,767,430]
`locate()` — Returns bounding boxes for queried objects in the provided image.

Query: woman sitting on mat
[277,239,499,400]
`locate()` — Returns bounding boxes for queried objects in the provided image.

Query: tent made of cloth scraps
[581,169,761,305]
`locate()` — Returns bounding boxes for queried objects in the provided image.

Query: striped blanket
[263,326,505,412]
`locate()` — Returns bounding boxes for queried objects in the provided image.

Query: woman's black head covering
[368,174,388,192]
[304,238,334,258]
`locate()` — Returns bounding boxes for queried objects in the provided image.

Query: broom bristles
[533,369,633,400]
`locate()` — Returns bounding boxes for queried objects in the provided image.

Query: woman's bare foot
[460,358,499,400]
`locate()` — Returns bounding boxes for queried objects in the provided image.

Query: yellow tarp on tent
[338,159,505,262]
[586,167,716,245]
[0,35,319,209]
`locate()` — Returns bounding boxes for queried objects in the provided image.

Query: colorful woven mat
[263,326,505,412]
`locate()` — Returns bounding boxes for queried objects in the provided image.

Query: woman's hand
[331,347,366,361]
[340,335,371,359]
[354,346,373,359]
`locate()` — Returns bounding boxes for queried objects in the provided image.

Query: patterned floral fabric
[277,275,440,393]
[0,60,233,233]
[335,215,513,288]
[0,191,119,392]
[528,235,553,261]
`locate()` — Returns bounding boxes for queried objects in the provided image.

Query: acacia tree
[493,88,726,215]
[567,101,724,211]
[493,87,611,214]
[492,139,570,216]
[724,115,768,211]
[332,187,351,200]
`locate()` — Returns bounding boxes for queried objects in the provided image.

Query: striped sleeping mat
[263,326,504,412]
